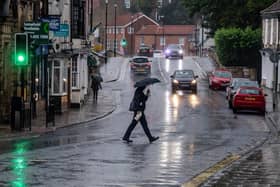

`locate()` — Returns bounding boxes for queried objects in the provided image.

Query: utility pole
[105,0,108,63]
[114,4,117,57]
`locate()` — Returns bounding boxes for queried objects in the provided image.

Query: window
[72,0,85,38]
[160,37,165,46]
[141,36,145,45]
[51,59,68,95]
[72,59,79,88]
[179,37,185,46]
[107,39,111,49]
[128,27,134,34]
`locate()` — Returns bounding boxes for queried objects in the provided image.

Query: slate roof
[261,0,280,15]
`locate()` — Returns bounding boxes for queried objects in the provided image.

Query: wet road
[0,57,268,187]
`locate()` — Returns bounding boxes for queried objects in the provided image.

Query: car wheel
[228,100,232,109]
[260,110,265,116]
[192,88,197,94]
[180,56,183,59]
[171,87,176,93]
[233,108,237,114]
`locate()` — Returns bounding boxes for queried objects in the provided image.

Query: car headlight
[191,79,196,84]
[165,49,170,54]
[173,79,179,84]
[179,50,183,54]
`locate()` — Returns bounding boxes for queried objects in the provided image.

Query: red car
[130,56,151,74]
[209,69,232,90]
[232,86,266,115]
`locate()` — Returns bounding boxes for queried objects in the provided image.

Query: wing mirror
[195,75,199,79]
[264,93,268,96]
[170,75,174,78]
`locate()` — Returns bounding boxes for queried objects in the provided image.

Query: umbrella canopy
[134,77,160,88]
[91,74,103,82]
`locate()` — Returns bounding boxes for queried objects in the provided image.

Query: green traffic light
[17,55,25,62]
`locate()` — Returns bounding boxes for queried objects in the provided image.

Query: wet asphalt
[0,57,269,187]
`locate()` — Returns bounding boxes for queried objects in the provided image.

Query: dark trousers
[92,89,98,100]
[123,111,153,140]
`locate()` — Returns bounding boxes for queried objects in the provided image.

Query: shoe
[122,138,133,143]
[149,136,159,143]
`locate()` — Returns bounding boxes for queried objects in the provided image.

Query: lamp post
[159,16,165,50]
[114,3,117,57]
[130,15,134,56]
[105,0,108,64]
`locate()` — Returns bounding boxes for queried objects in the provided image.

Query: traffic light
[15,33,28,66]
[120,38,127,47]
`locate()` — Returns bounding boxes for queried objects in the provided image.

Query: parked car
[130,56,151,74]
[209,69,232,90]
[170,69,198,93]
[153,50,163,58]
[232,86,266,115]
[164,44,184,59]
[226,78,259,108]
[137,45,153,57]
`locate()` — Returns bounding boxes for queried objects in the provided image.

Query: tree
[182,0,275,34]
[130,0,158,17]
[159,0,193,25]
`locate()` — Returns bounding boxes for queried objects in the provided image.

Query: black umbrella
[134,77,160,88]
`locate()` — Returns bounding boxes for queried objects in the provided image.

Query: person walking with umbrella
[91,73,103,101]
[122,78,160,143]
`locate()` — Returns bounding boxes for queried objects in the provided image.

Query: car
[164,44,184,59]
[170,69,198,93]
[226,78,259,108]
[153,50,163,58]
[209,69,232,90]
[137,45,153,57]
[232,86,266,115]
[130,56,151,74]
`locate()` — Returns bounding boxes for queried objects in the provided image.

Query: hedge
[214,27,262,67]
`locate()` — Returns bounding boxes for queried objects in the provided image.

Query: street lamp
[130,15,134,56]
[159,16,165,50]
[114,3,117,57]
[105,0,108,64]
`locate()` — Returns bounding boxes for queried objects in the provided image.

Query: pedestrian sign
[120,38,127,47]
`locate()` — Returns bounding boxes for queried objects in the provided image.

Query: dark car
[226,78,259,108]
[130,56,151,74]
[164,44,184,59]
[170,69,198,93]
[137,45,153,57]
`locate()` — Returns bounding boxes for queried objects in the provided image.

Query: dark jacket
[91,76,102,90]
[129,87,148,111]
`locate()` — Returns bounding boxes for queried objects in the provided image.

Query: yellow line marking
[181,154,241,187]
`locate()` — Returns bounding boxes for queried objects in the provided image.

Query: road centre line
[157,58,168,83]
[181,154,240,187]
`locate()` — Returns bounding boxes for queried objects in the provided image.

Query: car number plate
[245,97,255,101]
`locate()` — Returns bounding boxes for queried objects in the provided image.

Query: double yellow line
[182,154,241,187]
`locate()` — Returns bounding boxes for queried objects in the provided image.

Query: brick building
[106,12,159,55]
[135,25,196,55]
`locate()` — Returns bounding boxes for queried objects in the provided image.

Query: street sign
[269,53,279,63]
[40,15,60,31]
[24,21,49,44]
[54,24,69,37]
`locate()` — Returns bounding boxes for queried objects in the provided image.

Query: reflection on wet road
[0,57,269,187]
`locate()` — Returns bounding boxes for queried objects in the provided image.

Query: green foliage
[214,27,262,67]
[182,0,275,34]
[159,0,192,25]
[130,0,157,16]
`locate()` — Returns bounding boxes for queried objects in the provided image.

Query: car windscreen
[167,45,180,49]
[234,81,259,89]
[175,71,194,78]
[239,89,261,95]
[214,71,231,78]
[133,58,148,63]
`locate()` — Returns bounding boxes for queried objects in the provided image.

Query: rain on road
[0,57,268,187]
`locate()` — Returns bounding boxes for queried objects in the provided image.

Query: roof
[136,25,195,35]
[107,12,158,27]
[261,0,280,15]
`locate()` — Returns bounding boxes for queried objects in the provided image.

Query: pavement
[0,57,124,141]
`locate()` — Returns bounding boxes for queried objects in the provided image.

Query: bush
[214,27,262,67]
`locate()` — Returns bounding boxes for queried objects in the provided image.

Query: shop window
[51,59,68,95]
[72,60,79,88]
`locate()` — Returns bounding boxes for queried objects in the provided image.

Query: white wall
[261,52,280,90]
